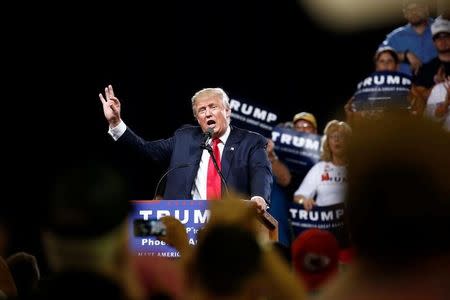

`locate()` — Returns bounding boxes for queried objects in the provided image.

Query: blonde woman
[293,120,351,211]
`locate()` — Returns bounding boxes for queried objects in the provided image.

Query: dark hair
[7,252,40,298]
[44,163,130,238]
[374,47,400,65]
[194,224,262,296]
[346,115,450,268]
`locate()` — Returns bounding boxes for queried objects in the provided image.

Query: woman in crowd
[293,120,351,211]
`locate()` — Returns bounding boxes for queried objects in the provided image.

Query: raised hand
[157,216,191,255]
[99,84,121,128]
[406,52,422,75]
[433,65,446,85]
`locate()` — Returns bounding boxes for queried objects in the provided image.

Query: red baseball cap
[291,229,339,291]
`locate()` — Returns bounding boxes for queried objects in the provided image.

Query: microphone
[201,127,214,150]
[153,163,191,200]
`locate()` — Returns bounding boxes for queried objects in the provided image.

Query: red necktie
[207,138,222,200]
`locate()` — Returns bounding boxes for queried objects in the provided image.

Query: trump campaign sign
[129,200,210,258]
[353,71,412,111]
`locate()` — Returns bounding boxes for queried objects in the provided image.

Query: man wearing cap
[266,112,318,247]
[292,112,318,134]
[379,0,436,76]
[267,112,318,189]
[291,228,339,294]
[415,16,450,89]
[267,112,318,186]
[412,16,450,115]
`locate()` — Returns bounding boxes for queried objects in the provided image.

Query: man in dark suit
[99,85,272,209]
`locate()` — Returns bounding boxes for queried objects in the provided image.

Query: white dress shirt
[191,126,230,200]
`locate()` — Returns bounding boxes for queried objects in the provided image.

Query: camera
[133,219,167,237]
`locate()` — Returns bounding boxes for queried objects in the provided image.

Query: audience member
[293,120,351,211]
[346,46,423,121]
[317,114,450,300]
[267,112,319,247]
[6,252,40,299]
[373,46,400,72]
[424,75,450,130]
[412,16,450,112]
[38,163,144,299]
[291,228,339,295]
[184,197,308,300]
[0,256,17,299]
[379,0,436,76]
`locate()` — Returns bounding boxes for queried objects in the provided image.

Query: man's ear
[226,108,231,119]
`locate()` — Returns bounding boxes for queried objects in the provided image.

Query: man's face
[403,3,428,26]
[294,120,317,134]
[434,33,450,54]
[195,93,230,137]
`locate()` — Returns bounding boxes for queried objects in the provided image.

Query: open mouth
[207,120,216,127]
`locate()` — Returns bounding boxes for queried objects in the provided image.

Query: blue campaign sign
[289,202,348,246]
[229,98,280,137]
[129,200,210,257]
[271,127,321,174]
[353,71,412,111]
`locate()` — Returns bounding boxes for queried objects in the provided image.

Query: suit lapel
[222,126,243,180]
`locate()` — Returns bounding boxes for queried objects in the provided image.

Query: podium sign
[129,200,210,257]
[129,199,278,257]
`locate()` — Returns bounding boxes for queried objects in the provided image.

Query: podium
[130,200,278,257]
[257,210,279,242]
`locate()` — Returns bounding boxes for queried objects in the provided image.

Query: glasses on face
[295,123,313,129]
[329,133,346,141]
[294,121,315,132]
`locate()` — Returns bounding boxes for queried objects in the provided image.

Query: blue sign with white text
[289,202,348,247]
[129,200,210,258]
[353,71,412,111]
[229,98,280,137]
[271,127,321,174]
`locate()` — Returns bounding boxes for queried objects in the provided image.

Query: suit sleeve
[116,127,174,164]
[249,135,273,204]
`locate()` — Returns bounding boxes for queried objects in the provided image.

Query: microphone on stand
[153,163,191,200]
[201,127,214,150]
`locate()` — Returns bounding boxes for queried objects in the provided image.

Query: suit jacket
[118,125,272,203]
